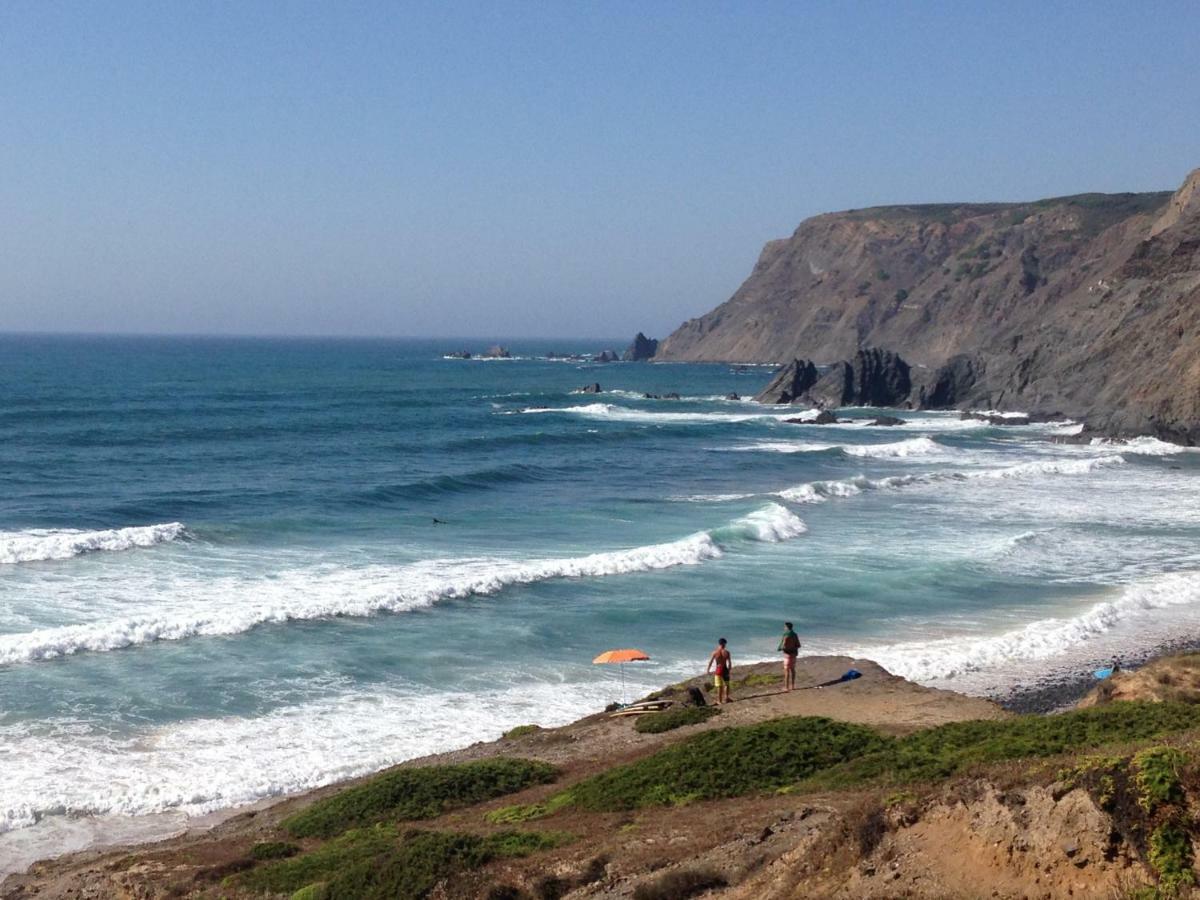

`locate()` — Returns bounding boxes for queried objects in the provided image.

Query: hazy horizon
[2,1,1197,339]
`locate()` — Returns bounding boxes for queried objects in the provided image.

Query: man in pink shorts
[778,621,800,691]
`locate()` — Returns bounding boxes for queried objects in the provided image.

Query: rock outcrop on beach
[622,332,659,361]
[757,348,911,409]
[656,167,1200,442]
[754,359,819,403]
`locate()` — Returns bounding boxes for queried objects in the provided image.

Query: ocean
[3,334,1200,868]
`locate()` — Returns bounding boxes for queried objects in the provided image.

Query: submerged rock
[483,345,511,359]
[866,415,907,426]
[578,383,603,394]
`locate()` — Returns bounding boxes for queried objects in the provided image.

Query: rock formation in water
[622,332,660,361]
[655,168,1200,441]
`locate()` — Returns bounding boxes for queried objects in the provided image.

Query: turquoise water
[3,334,1200,859]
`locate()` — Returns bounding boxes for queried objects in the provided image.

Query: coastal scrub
[283,758,557,839]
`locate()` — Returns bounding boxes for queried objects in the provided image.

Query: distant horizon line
[0,329,642,344]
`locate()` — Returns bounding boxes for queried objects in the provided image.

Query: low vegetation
[807,701,1200,790]
[633,706,719,734]
[283,758,558,839]
[239,826,573,899]
[563,717,889,811]
[502,724,541,740]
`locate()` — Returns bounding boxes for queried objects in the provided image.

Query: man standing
[778,622,800,691]
[706,637,732,704]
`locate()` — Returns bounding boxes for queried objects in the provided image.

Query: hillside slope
[656,168,1200,441]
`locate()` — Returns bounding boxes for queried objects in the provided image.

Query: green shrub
[561,717,889,812]
[244,828,571,900]
[810,702,1200,789]
[240,824,400,893]
[893,289,909,303]
[634,706,719,734]
[250,840,300,860]
[1148,822,1195,895]
[503,724,541,740]
[1135,746,1187,812]
[284,758,558,839]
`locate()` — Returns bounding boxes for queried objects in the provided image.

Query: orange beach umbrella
[592,648,650,665]
[593,648,650,705]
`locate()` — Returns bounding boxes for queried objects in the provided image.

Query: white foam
[0,524,186,565]
[853,570,1200,683]
[723,503,808,542]
[522,403,800,425]
[841,437,946,458]
[0,669,686,839]
[1093,436,1197,456]
[0,506,804,667]
[773,454,1127,505]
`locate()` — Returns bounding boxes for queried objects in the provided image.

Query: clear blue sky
[2,2,1197,340]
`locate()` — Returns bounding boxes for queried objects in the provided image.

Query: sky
[1,2,1197,340]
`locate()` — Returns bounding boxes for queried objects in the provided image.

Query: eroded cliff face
[656,169,1200,440]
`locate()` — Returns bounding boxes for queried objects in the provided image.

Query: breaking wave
[858,570,1200,683]
[0,524,186,565]
[0,505,805,667]
[775,455,1127,503]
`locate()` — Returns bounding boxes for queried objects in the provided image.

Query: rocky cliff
[656,168,1200,441]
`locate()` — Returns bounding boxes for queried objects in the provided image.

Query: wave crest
[0,506,804,666]
[0,523,186,565]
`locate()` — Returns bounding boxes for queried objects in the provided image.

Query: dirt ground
[0,656,1008,899]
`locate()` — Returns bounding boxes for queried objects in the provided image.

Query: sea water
[2,334,1200,866]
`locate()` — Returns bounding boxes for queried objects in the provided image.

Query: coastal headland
[646,166,1200,444]
[8,654,1200,898]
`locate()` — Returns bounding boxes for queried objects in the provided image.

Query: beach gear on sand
[1094,667,1115,680]
[593,648,650,705]
[810,668,863,689]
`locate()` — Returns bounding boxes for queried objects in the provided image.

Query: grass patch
[559,717,889,812]
[241,827,573,899]
[633,706,719,734]
[1135,746,1187,812]
[503,724,541,740]
[807,702,1200,790]
[249,840,300,861]
[284,758,557,839]
[485,792,574,824]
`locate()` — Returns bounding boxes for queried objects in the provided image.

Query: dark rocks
[805,348,912,409]
[445,350,472,359]
[578,383,603,394]
[662,392,681,400]
[754,359,820,404]
[961,411,1032,426]
[785,411,840,425]
[866,415,907,426]
[592,350,619,363]
[483,345,511,359]
[725,393,741,401]
[914,354,983,409]
[622,333,659,362]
